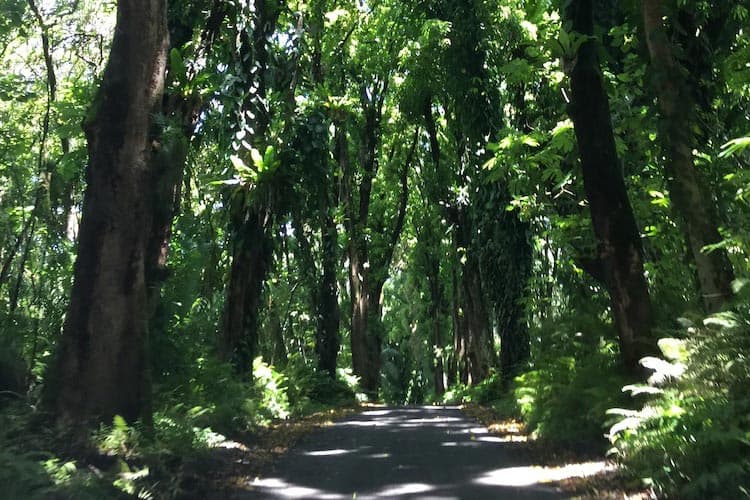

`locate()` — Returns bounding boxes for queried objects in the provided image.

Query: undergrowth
[609,308,750,499]
[440,316,634,452]
[0,353,358,499]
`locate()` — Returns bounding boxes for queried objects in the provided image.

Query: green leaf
[169,48,187,84]
[250,148,264,170]
[113,414,128,431]
[657,338,688,362]
[719,136,750,158]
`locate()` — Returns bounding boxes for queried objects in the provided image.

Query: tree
[641,0,735,313]
[220,0,282,375]
[46,0,169,423]
[564,0,655,371]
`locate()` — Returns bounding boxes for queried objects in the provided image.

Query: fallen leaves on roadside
[459,403,655,499]
[179,406,358,499]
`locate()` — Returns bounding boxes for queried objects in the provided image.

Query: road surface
[238,406,579,499]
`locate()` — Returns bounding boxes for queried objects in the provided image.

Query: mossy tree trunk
[641,0,735,313]
[47,0,169,424]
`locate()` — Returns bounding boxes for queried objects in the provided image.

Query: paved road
[240,406,572,499]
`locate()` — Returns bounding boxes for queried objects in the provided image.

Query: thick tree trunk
[454,207,491,385]
[221,204,273,373]
[46,0,168,423]
[566,0,654,371]
[316,214,340,377]
[422,100,447,395]
[145,108,190,321]
[485,208,532,384]
[641,0,734,313]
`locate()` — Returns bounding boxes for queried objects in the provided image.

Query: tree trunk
[427,253,445,395]
[220,0,280,375]
[46,0,169,424]
[316,213,340,377]
[641,0,734,313]
[221,203,273,373]
[566,0,654,371]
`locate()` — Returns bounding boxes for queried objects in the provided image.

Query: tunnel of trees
[1,0,750,497]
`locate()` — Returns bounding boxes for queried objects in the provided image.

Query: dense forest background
[1,0,750,497]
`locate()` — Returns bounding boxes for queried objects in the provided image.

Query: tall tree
[46,0,169,423]
[220,0,282,374]
[565,0,655,371]
[641,0,735,313]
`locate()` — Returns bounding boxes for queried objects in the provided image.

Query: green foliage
[610,309,750,498]
[498,311,634,448]
[514,342,630,447]
[441,374,506,406]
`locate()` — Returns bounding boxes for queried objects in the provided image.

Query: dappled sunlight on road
[475,461,612,487]
[251,477,345,499]
[303,448,352,457]
[240,406,575,499]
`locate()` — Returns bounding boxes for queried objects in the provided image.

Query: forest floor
[184,404,653,499]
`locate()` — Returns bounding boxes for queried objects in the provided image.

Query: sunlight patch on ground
[374,482,434,496]
[475,461,613,487]
[303,448,352,457]
[251,477,345,499]
[361,409,393,416]
[461,426,489,434]
[441,441,459,447]
[474,435,524,443]
[213,439,249,450]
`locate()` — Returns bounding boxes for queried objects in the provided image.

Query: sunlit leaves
[719,136,750,158]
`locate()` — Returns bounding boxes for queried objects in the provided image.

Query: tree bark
[316,212,340,377]
[641,0,734,313]
[221,202,273,373]
[220,0,280,375]
[46,0,169,423]
[566,0,654,372]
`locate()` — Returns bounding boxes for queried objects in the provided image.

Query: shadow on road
[229,406,605,499]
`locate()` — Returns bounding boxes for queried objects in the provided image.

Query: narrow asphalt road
[238,406,574,499]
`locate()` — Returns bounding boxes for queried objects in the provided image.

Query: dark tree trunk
[221,203,273,373]
[220,0,280,375]
[428,254,445,395]
[477,196,532,384]
[462,255,491,384]
[422,99,446,395]
[46,0,169,423]
[641,0,734,313]
[450,249,468,386]
[145,107,190,320]
[566,0,655,372]
[316,213,340,377]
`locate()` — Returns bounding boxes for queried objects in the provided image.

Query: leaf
[113,414,128,431]
[325,8,349,24]
[208,178,241,186]
[250,148,264,170]
[719,136,750,158]
[169,48,187,84]
[703,313,738,329]
[657,338,688,362]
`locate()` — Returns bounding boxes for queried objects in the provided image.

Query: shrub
[514,337,631,448]
[610,311,750,498]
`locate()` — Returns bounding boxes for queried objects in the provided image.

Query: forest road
[236,405,569,499]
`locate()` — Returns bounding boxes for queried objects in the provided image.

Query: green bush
[514,337,631,447]
[610,311,750,499]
